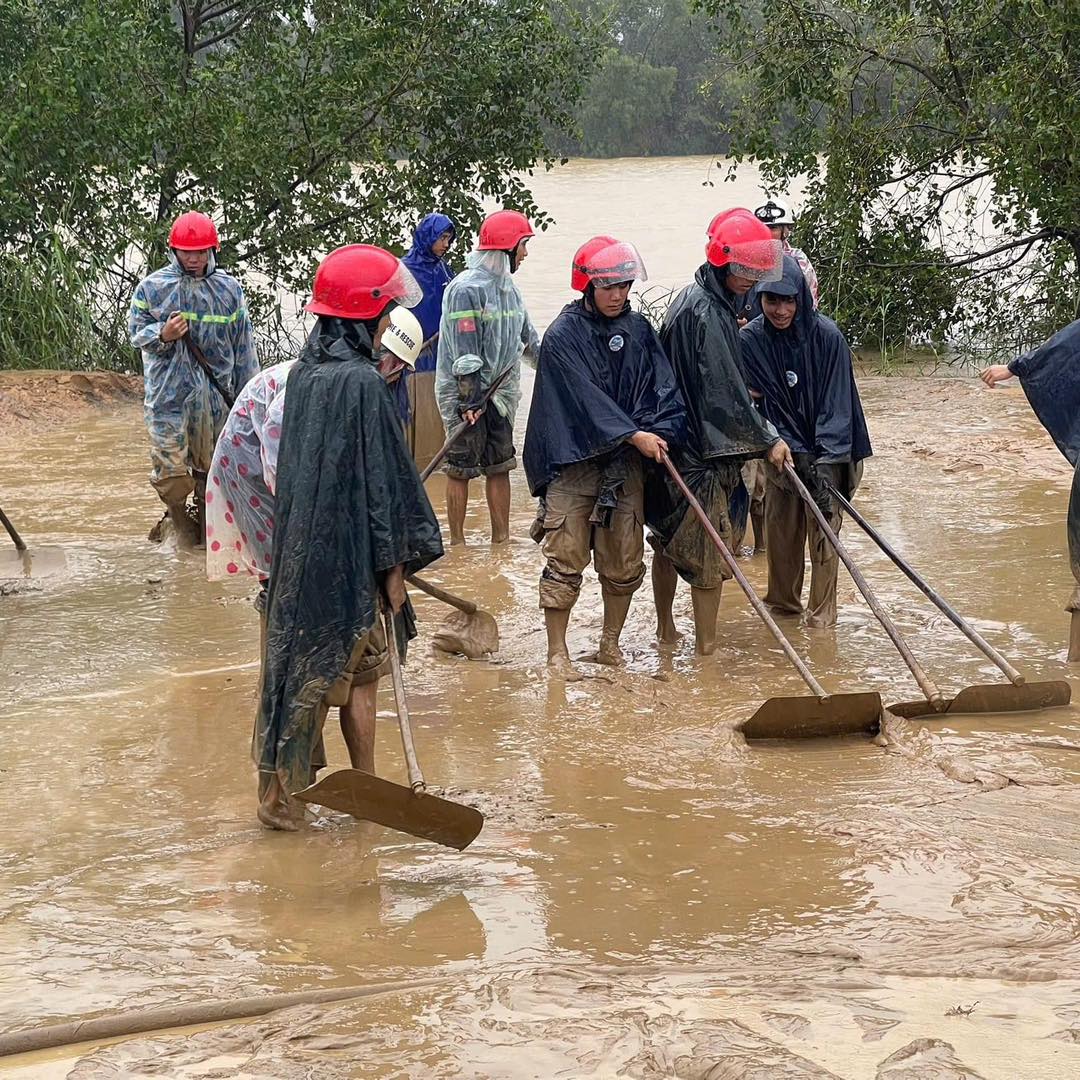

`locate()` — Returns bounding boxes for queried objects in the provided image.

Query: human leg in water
[543,607,581,679]
[591,590,634,666]
[446,476,469,545]
[651,553,683,644]
[690,584,723,656]
[486,472,511,544]
[340,681,378,773]
[258,771,299,832]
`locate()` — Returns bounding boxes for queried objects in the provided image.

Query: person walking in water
[401,212,456,469]
[646,208,792,655]
[741,255,872,628]
[129,212,259,547]
[435,209,539,544]
[253,245,443,831]
[982,319,1080,660]
[523,237,685,676]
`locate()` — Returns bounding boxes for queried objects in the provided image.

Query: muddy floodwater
[3,160,1080,1077]
[3,372,1080,1078]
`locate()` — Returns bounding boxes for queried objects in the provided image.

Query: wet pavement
[2,371,1080,1077]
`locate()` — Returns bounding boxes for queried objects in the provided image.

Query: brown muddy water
[2,370,1080,1079]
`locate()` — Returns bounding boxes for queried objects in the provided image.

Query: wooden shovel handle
[382,604,425,793]
[0,504,27,553]
[826,483,1025,687]
[660,451,830,701]
[406,574,477,615]
[785,463,944,708]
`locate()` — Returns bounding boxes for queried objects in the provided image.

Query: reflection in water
[2,158,1080,1075]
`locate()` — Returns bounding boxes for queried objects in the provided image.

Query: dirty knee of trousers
[539,567,582,610]
[598,564,646,597]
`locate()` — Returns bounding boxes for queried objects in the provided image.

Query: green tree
[0,0,594,368]
[701,0,1080,356]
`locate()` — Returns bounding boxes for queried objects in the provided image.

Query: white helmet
[380,306,424,367]
[754,198,796,227]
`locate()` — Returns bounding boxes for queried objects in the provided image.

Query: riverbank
[0,370,141,439]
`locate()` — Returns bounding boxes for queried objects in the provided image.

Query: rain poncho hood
[523,299,687,496]
[130,252,260,474]
[402,213,456,351]
[205,360,295,581]
[435,250,539,429]
[741,256,871,464]
[254,317,443,796]
[1005,318,1080,584]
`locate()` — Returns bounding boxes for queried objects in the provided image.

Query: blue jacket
[402,213,456,366]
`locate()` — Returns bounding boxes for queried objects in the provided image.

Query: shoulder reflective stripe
[132,297,150,310]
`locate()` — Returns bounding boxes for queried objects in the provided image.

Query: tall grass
[0,232,132,372]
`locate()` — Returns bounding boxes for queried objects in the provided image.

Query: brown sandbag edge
[0,976,446,1060]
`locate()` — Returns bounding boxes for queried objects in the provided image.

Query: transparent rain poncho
[205,360,295,581]
[129,252,260,481]
[435,249,539,430]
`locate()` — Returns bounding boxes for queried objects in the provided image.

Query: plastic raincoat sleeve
[435,280,487,428]
[129,281,175,355]
[1007,317,1080,465]
[231,305,261,395]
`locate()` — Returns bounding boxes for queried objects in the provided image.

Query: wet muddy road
[2,373,1080,1078]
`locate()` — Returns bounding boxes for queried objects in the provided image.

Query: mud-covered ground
[1,374,1079,1079]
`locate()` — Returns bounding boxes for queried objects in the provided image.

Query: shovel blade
[0,546,66,579]
[431,609,500,659]
[293,768,484,851]
[739,691,884,740]
[888,679,1072,720]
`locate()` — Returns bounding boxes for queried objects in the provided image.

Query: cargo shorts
[444,406,517,480]
[537,457,646,610]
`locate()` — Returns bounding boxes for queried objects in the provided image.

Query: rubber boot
[167,499,200,548]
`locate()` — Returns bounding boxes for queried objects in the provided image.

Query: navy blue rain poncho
[253,317,444,797]
[1006,317,1080,587]
[402,213,456,363]
[740,256,872,468]
[523,299,687,497]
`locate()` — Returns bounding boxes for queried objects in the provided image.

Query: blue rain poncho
[435,250,539,431]
[402,213,456,358]
[741,256,872,465]
[1003,318,1080,589]
[523,299,687,496]
[130,252,260,480]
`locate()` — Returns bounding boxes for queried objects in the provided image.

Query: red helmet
[169,212,220,251]
[477,210,534,251]
[305,245,422,320]
[705,208,782,281]
[570,236,647,293]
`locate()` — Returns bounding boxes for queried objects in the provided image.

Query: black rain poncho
[646,264,779,552]
[1006,318,1080,587]
[740,256,872,467]
[253,317,444,796]
[522,299,687,498]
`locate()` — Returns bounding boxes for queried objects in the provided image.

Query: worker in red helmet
[129,211,260,547]
[252,245,444,831]
[522,237,686,675]
[435,209,540,545]
[646,208,793,655]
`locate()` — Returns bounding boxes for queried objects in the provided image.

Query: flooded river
[2,159,1080,1077]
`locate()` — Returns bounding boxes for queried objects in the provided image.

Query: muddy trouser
[538,457,645,610]
[257,592,390,789]
[764,461,861,627]
[649,460,741,590]
[734,460,768,552]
